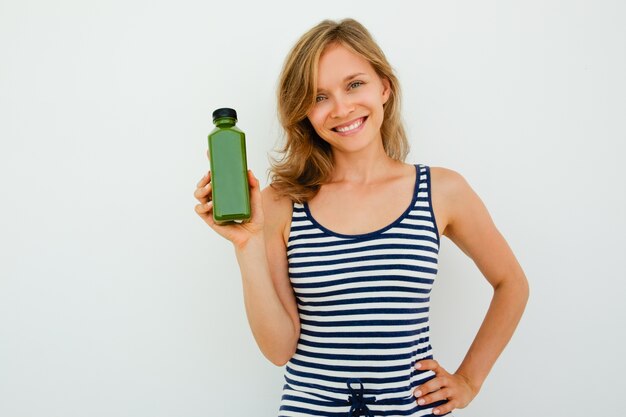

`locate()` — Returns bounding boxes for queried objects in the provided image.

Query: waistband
[283,378,448,417]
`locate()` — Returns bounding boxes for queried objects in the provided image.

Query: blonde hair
[270,18,409,202]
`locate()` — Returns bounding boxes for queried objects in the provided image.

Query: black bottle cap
[212,108,237,121]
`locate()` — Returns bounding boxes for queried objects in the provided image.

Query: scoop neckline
[303,164,421,239]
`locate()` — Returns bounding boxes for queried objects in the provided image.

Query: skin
[194,42,529,415]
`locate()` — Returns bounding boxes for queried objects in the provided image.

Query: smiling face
[307,42,391,155]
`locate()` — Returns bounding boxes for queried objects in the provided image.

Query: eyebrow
[343,72,366,82]
[316,72,367,93]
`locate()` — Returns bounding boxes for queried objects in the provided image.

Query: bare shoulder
[261,184,293,216]
[430,165,499,254]
[261,184,293,244]
[430,166,527,289]
[429,166,475,238]
[429,166,470,199]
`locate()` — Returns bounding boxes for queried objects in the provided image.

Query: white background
[1,1,625,416]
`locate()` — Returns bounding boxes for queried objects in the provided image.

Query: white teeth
[335,118,364,132]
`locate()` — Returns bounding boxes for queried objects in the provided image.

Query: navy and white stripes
[278,164,449,417]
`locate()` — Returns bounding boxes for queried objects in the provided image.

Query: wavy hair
[270,18,408,202]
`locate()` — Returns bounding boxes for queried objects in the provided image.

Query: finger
[195,202,213,226]
[433,400,456,416]
[194,181,212,203]
[415,359,440,372]
[433,394,458,416]
[197,171,211,187]
[194,201,223,231]
[243,169,265,226]
[414,376,444,398]
[417,387,451,407]
[247,170,264,222]
[195,200,243,243]
[195,201,211,214]
[248,169,259,188]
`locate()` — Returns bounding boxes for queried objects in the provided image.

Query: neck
[330,141,399,184]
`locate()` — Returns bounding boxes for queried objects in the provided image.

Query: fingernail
[415,390,422,397]
[415,363,422,369]
[433,409,439,415]
[418,399,425,405]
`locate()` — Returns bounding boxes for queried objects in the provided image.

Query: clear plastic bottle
[208,108,251,224]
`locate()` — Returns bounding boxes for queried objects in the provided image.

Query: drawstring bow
[346,379,376,417]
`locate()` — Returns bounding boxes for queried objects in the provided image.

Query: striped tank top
[278,164,450,417]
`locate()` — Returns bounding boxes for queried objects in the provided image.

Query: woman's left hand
[413,359,478,415]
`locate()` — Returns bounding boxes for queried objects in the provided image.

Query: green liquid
[208,116,251,224]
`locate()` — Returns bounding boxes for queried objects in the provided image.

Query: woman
[194,18,529,417]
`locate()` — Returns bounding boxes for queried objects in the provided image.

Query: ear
[381,76,391,105]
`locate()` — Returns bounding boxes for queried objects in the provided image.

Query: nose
[330,94,355,119]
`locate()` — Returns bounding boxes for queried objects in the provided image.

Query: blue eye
[349,81,363,89]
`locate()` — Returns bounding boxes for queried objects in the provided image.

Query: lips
[332,116,367,133]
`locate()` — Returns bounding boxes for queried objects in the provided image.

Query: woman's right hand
[195,158,300,365]
[194,169,265,249]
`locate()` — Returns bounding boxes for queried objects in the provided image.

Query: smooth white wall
[1,1,624,416]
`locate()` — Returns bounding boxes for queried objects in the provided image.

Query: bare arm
[194,170,300,365]
[446,176,529,392]
[235,184,300,365]
[414,167,529,415]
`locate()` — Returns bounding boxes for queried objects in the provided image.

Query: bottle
[208,107,251,224]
